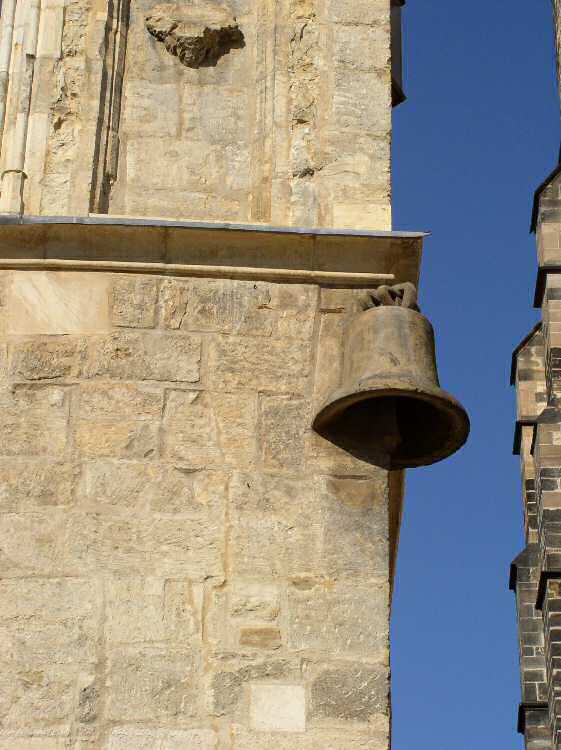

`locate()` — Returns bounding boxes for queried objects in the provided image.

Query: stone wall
[0,0,393,228]
[0,267,399,750]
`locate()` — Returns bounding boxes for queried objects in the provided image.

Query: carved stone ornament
[359,282,419,311]
[145,3,245,68]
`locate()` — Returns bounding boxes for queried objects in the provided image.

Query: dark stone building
[511,5,561,748]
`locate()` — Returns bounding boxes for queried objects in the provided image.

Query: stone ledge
[0,214,425,287]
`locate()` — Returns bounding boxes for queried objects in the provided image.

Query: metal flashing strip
[0,213,428,240]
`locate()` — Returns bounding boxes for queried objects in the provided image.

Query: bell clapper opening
[377,398,403,457]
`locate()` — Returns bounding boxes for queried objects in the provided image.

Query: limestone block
[260,395,309,471]
[0,578,100,664]
[333,201,392,232]
[127,138,216,191]
[124,188,243,222]
[198,87,248,145]
[239,627,282,650]
[143,508,225,580]
[107,727,218,750]
[81,332,201,382]
[74,420,159,460]
[210,659,296,716]
[230,581,281,622]
[6,272,110,335]
[208,336,311,394]
[0,458,77,511]
[333,23,390,71]
[232,726,389,749]
[0,385,69,457]
[0,663,90,728]
[288,580,389,661]
[176,279,274,336]
[67,513,152,575]
[78,461,211,515]
[37,7,64,57]
[312,314,345,410]
[121,80,181,137]
[249,683,306,732]
[272,284,318,341]
[77,383,163,420]
[0,738,69,750]
[9,338,81,380]
[0,512,72,576]
[163,389,258,468]
[305,431,381,477]
[105,577,198,645]
[319,475,390,579]
[329,0,388,26]
[229,472,321,577]
[332,70,390,134]
[74,471,225,578]
[0,344,6,380]
[106,647,197,721]
[310,663,388,722]
[111,276,159,329]
[159,279,189,329]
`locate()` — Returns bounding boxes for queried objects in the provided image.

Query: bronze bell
[313,285,470,469]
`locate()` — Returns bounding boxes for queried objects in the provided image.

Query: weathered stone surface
[75,420,159,459]
[104,577,199,645]
[249,683,306,732]
[6,272,111,335]
[260,395,308,471]
[229,472,320,577]
[159,279,189,329]
[208,336,311,393]
[106,647,197,721]
[0,664,87,728]
[111,276,159,329]
[177,279,274,336]
[210,660,295,716]
[319,475,390,578]
[78,461,214,515]
[107,727,218,750]
[310,663,388,722]
[81,332,201,382]
[232,726,389,749]
[0,738,69,750]
[239,627,282,650]
[163,389,257,467]
[230,582,281,622]
[0,578,100,664]
[9,338,80,380]
[77,383,163,419]
[0,385,69,457]
[0,459,77,511]
[288,580,389,661]
[0,0,398,742]
[145,4,244,69]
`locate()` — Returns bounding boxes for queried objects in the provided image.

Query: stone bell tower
[0,1,468,749]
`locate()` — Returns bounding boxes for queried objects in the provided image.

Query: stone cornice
[0,214,426,287]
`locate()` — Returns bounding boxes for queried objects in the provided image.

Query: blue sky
[391,2,560,747]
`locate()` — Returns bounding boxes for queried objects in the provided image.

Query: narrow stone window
[391,0,406,106]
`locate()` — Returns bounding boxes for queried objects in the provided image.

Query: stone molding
[0,214,424,287]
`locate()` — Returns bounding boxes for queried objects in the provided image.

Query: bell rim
[312,380,470,469]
